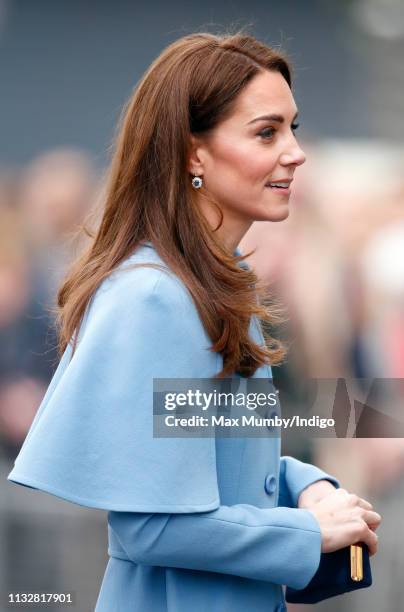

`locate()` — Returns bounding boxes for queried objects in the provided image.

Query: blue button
[266,408,279,431]
[264,474,277,495]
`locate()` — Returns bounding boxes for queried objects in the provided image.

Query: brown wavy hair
[57,29,291,378]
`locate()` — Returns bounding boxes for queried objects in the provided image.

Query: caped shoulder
[75,243,198,344]
[92,243,191,312]
[7,241,221,513]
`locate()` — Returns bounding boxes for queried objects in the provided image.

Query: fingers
[337,489,376,514]
[360,509,382,530]
[346,492,373,510]
[358,528,378,557]
[346,494,381,531]
[356,498,373,511]
[350,507,382,531]
[352,513,380,556]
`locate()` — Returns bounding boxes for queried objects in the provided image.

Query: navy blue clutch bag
[285,544,372,604]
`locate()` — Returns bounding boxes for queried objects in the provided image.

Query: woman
[7,31,381,611]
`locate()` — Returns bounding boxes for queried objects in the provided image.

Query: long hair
[57,30,291,378]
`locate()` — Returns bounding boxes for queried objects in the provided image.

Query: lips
[265,178,293,187]
[265,180,292,196]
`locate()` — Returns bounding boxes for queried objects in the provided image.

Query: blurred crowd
[0,148,97,458]
[1,140,404,610]
[241,140,404,611]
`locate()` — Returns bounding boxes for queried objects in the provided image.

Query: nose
[279,141,306,168]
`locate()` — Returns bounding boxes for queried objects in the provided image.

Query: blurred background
[1,0,404,610]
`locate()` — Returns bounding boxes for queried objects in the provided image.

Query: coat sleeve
[7,265,221,512]
[278,456,340,508]
[107,503,323,590]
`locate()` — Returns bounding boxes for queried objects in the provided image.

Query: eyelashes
[258,122,300,140]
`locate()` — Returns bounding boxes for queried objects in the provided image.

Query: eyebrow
[246,111,299,125]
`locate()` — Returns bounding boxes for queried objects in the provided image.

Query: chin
[256,207,290,223]
[273,208,290,222]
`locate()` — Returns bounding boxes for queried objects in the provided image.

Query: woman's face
[189,69,306,249]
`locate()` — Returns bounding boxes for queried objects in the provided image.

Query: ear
[187,134,206,176]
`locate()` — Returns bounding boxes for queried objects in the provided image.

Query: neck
[197,194,252,255]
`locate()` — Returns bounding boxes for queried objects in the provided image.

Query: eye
[291,122,300,132]
[258,127,276,140]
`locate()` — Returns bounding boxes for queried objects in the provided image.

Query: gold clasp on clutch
[350,544,364,581]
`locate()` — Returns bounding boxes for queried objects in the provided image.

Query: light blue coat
[7,242,340,612]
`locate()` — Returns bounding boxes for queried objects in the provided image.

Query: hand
[306,488,382,556]
[298,479,337,509]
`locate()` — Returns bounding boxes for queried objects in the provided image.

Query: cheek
[210,140,275,184]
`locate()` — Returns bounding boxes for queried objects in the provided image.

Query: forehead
[233,70,297,121]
